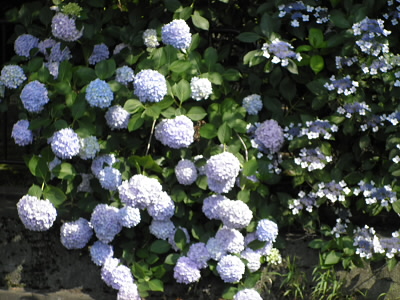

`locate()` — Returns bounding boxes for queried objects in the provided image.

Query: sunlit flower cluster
[294,147,333,171]
[261,38,302,66]
[316,180,351,203]
[324,75,359,95]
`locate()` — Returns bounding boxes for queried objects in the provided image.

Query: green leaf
[218,122,232,144]
[95,59,116,80]
[144,105,161,119]
[309,28,325,49]
[164,253,180,265]
[310,55,324,74]
[392,201,400,214]
[148,279,164,292]
[308,239,325,249]
[52,163,76,180]
[28,155,50,181]
[388,257,398,272]
[223,69,241,81]
[174,228,187,251]
[324,250,342,265]
[187,106,207,121]
[150,240,171,254]
[124,99,144,114]
[203,72,223,85]
[330,9,351,28]
[168,60,192,73]
[191,11,209,30]
[200,123,217,139]
[28,184,43,198]
[172,79,191,102]
[43,185,67,207]
[73,66,96,87]
[237,32,262,43]
[279,77,296,101]
[164,0,181,12]
[128,114,145,132]
[243,159,258,176]
[296,45,313,52]
[260,13,274,37]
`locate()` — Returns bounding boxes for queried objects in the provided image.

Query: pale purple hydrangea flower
[149,219,175,240]
[133,69,167,103]
[218,200,253,229]
[242,94,263,115]
[353,225,376,259]
[60,218,93,249]
[101,257,134,290]
[14,34,39,57]
[215,227,245,254]
[17,195,57,231]
[190,77,212,101]
[244,232,274,256]
[206,237,226,261]
[175,159,198,185]
[90,241,114,266]
[202,194,229,220]
[289,190,318,214]
[324,75,359,95]
[85,79,114,108]
[105,105,130,130]
[240,248,261,272]
[0,65,26,89]
[115,66,134,86]
[154,115,194,149]
[98,167,122,191]
[143,29,159,48]
[216,255,245,283]
[79,136,100,160]
[233,289,263,300]
[50,128,81,159]
[48,42,72,62]
[117,283,141,300]
[253,119,285,154]
[51,12,83,42]
[147,191,175,221]
[20,80,50,113]
[262,38,302,66]
[256,219,278,243]
[88,43,109,65]
[90,204,122,243]
[187,242,210,269]
[118,206,141,228]
[161,19,191,50]
[11,120,33,146]
[91,154,118,177]
[173,256,201,284]
[294,147,332,171]
[38,38,57,58]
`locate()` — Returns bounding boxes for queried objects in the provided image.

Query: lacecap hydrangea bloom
[133,69,167,103]
[105,105,130,130]
[115,66,134,86]
[98,167,122,191]
[173,256,201,284]
[256,219,279,243]
[85,78,114,108]
[50,128,81,159]
[101,257,135,290]
[17,195,57,231]
[205,151,241,194]
[20,80,50,113]
[60,218,93,250]
[143,29,159,48]
[175,159,198,185]
[190,77,212,101]
[90,204,122,243]
[0,65,26,89]
[118,206,141,228]
[233,289,263,300]
[253,119,285,154]
[78,136,100,160]
[88,43,109,65]
[262,38,302,66]
[51,12,83,42]
[154,115,194,149]
[242,94,263,115]
[216,254,246,283]
[161,19,191,50]
[11,120,33,146]
[14,34,39,57]
[324,75,359,95]
[90,240,114,266]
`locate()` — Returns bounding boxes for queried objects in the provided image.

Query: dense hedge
[2,0,400,299]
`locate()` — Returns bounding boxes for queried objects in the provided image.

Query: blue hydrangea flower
[205,152,241,194]
[142,29,159,48]
[17,195,57,231]
[190,77,212,101]
[289,190,318,215]
[91,154,118,177]
[51,12,83,42]
[324,75,359,95]
[216,255,245,283]
[242,94,263,115]
[155,115,194,149]
[256,219,278,243]
[88,43,109,65]
[90,204,122,243]
[105,105,130,130]
[337,102,371,118]
[218,200,253,229]
[101,257,134,290]
[147,191,175,221]
[294,147,332,171]
[60,218,93,249]
[316,180,351,203]
[50,128,81,159]
[206,237,226,261]
[133,69,167,103]
[240,248,261,272]
[115,66,134,86]
[149,219,175,240]
[90,241,114,266]
[215,227,245,254]
[175,159,198,185]
[233,289,263,300]
[98,167,122,191]
[14,34,39,57]
[161,19,191,50]
[48,42,72,62]
[173,256,201,284]
[187,242,210,269]
[20,80,50,113]
[353,225,376,259]
[78,136,100,160]
[86,79,114,108]
[117,283,141,300]
[253,119,285,154]
[118,206,141,228]
[45,62,60,79]
[202,195,229,220]
[11,120,33,146]
[0,65,26,89]
[262,38,302,66]
[38,38,57,58]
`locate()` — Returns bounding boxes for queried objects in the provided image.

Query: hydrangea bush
[4,0,400,298]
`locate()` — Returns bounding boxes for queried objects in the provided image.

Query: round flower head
[242,94,263,115]
[215,227,245,254]
[90,240,114,266]
[206,237,227,261]
[149,219,175,240]
[187,242,211,269]
[202,194,230,220]
[17,195,57,231]
[86,79,114,108]
[133,69,167,103]
[143,29,159,48]
[51,12,83,42]
[118,206,141,228]
[0,65,26,89]
[117,283,141,300]
[101,257,134,290]
[155,115,194,149]
[60,218,93,250]
[98,167,122,191]
[216,255,245,283]
[175,159,198,185]
[190,77,212,101]
[50,128,81,159]
[173,256,201,284]
[88,43,109,65]
[79,136,100,160]
[219,200,253,229]
[161,19,191,50]
[233,289,263,300]
[240,248,261,272]
[20,80,50,113]
[90,204,122,243]
[254,119,285,154]
[91,154,118,177]
[147,191,175,221]
[105,105,130,130]
[115,66,134,86]
[205,152,241,194]
[11,120,33,146]
[256,219,278,243]
[14,34,39,57]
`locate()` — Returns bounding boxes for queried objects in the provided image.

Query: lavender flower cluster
[161,19,191,50]
[262,38,302,67]
[11,120,33,146]
[154,115,194,149]
[278,1,329,27]
[251,119,285,154]
[17,195,57,231]
[133,69,167,103]
[85,79,114,108]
